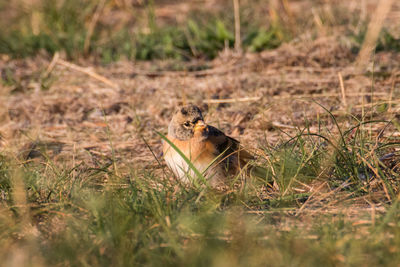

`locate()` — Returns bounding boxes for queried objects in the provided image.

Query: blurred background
[0,0,399,63]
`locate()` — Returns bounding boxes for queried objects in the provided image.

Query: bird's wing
[207,126,254,162]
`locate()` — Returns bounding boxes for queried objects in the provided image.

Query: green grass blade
[157,131,209,188]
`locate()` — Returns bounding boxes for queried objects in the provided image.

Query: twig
[296,181,328,216]
[84,0,107,54]
[388,74,395,113]
[356,0,394,69]
[360,156,391,202]
[203,96,260,104]
[338,72,347,107]
[271,122,297,129]
[233,0,241,53]
[271,91,388,100]
[43,52,60,77]
[183,27,198,57]
[57,59,119,89]
[312,8,324,35]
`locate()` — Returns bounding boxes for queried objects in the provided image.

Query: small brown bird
[163,104,253,187]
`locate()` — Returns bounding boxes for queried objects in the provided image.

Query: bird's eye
[183,121,191,127]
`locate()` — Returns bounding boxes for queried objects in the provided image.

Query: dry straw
[356,0,394,70]
[233,0,241,53]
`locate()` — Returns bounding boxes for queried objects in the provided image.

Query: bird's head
[168,104,206,140]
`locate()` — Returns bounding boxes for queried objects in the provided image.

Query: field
[1,0,400,266]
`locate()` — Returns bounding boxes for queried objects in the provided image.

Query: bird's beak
[194,120,206,131]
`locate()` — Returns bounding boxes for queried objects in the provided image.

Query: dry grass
[1,36,399,166]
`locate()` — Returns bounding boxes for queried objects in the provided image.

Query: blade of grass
[157,131,209,188]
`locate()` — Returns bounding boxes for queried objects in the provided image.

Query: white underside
[164,149,211,184]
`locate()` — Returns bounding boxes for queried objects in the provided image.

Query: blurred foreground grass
[1,112,400,266]
[0,0,399,62]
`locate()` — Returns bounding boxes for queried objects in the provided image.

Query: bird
[162,104,255,188]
